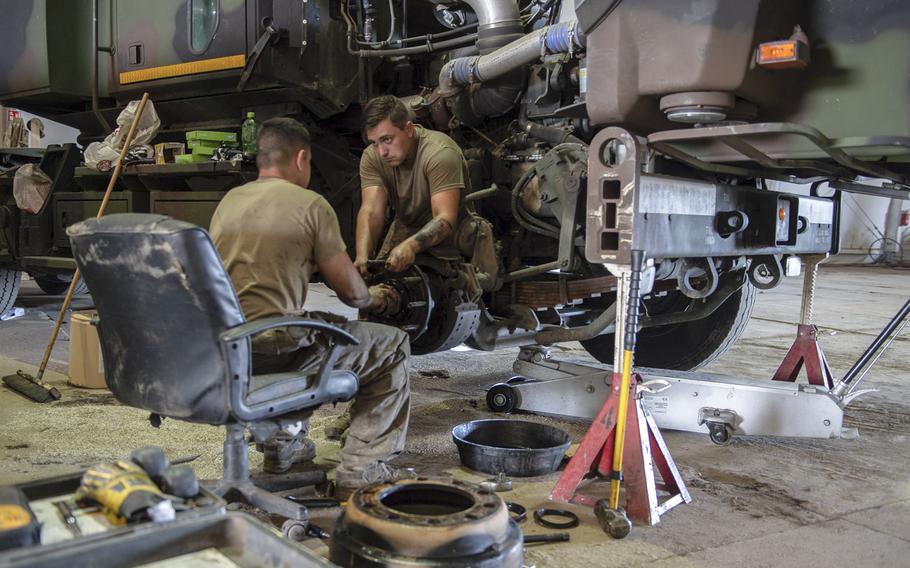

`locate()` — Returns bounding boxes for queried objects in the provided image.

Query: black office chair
[68,213,358,530]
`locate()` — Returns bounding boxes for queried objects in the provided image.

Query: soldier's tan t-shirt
[210,178,347,321]
[359,125,467,231]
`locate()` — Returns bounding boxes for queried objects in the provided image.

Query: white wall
[770,180,908,265]
[10,109,80,148]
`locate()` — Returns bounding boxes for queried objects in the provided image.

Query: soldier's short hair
[257,117,311,169]
[362,95,412,135]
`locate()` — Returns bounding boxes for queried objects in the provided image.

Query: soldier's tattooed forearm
[412,217,454,250]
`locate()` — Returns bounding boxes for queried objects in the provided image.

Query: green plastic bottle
[241,111,258,156]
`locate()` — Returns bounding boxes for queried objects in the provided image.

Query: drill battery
[0,486,40,551]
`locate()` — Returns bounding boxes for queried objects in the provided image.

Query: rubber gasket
[506,501,527,524]
[533,507,579,529]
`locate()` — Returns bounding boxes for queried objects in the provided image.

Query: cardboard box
[154,142,185,164]
[68,311,107,389]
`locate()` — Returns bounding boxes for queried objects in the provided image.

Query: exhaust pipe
[439,20,586,97]
[438,20,585,124]
[461,0,521,32]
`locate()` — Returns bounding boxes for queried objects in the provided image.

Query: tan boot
[324,412,352,442]
[262,435,316,474]
[334,462,417,501]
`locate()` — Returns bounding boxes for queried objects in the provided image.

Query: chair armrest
[220,315,359,346]
[220,315,360,422]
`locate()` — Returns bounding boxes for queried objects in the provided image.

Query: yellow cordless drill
[75,460,174,525]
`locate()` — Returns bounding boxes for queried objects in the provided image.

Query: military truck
[2,0,908,369]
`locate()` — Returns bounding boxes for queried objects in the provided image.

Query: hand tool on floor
[2,92,150,403]
[52,499,81,536]
[597,250,645,539]
[523,532,570,544]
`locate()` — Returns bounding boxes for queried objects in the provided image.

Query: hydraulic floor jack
[487,256,910,444]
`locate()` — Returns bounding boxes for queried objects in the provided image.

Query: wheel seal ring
[533,507,579,529]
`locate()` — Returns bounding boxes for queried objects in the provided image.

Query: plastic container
[241,112,258,156]
[452,419,572,477]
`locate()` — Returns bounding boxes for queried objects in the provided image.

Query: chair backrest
[68,214,242,424]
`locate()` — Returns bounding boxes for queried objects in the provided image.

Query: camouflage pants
[251,315,411,474]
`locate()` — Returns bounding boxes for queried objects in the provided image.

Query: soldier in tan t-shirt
[210,118,413,497]
[355,96,501,291]
[355,95,467,275]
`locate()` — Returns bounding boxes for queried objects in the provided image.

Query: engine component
[330,479,523,567]
[451,419,571,476]
[439,20,585,123]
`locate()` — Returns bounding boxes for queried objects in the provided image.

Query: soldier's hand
[385,242,417,273]
[367,284,401,316]
[354,257,370,278]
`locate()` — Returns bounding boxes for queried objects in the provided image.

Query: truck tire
[36,275,89,296]
[0,269,22,317]
[580,281,756,371]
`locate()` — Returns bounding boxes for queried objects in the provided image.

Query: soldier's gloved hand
[385,241,418,273]
[367,284,401,317]
[75,460,174,525]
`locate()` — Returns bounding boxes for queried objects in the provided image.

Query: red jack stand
[550,372,691,525]
[771,255,834,389]
[772,324,835,389]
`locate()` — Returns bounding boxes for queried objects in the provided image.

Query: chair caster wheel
[281,519,308,541]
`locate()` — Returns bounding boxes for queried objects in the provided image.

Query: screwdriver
[53,499,82,536]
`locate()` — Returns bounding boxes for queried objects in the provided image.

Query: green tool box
[185,131,237,143]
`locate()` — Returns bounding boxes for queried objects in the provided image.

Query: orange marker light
[779,207,786,221]
[756,39,809,70]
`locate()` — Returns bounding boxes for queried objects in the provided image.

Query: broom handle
[35,92,150,382]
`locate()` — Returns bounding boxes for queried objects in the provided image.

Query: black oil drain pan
[452,419,572,477]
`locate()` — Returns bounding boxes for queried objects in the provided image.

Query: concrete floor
[1,265,908,566]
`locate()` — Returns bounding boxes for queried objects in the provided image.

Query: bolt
[586,385,595,393]
[823,419,831,426]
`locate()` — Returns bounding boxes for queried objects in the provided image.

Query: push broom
[3,93,150,402]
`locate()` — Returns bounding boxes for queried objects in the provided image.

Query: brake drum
[329,479,523,567]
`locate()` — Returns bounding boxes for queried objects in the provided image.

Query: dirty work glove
[75,460,175,525]
[367,284,401,317]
